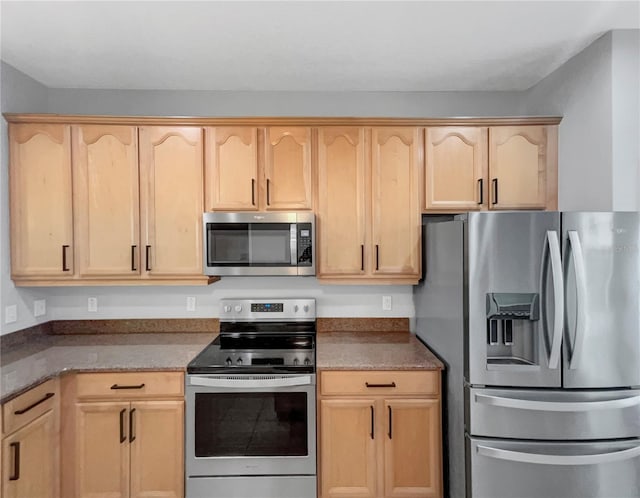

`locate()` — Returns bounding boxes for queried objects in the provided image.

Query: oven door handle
[189,375,313,389]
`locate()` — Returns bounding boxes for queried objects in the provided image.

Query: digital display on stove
[251,303,284,312]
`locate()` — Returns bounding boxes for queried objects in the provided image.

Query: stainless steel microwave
[202,212,315,276]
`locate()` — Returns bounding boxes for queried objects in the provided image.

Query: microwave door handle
[291,224,297,266]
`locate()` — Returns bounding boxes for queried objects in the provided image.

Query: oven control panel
[220,298,316,321]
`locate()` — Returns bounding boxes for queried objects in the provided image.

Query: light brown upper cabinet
[423,125,557,213]
[489,125,554,210]
[139,126,204,278]
[73,125,140,278]
[424,127,488,211]
[317,127,421,284]
[205,127,259,211]
[9,123,74,279]
[205,126,312,211]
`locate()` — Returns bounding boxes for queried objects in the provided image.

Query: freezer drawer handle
[474,393,640,412]
[567,231,588,370]
[477,443,640,466]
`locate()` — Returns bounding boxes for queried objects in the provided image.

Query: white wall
[524,30,640,211]
[611,30,640,211]
[0,62,49,334]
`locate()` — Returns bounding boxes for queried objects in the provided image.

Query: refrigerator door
[468,387,640,440]
[562,212,640,388]
[467,211,562,387]
[467,437,640,498]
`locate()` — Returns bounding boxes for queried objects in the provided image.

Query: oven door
[185,374,316,477]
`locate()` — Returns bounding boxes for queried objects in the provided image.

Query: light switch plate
[34,299,46,317]
[187,296,196,311]
[88,297,98,312]
[5,305,17,323]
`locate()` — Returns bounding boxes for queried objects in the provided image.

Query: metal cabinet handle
[266,178,271,206]
[14,392,55,415]
[388,405,393,439]
[370,405,374,439]
[62,245,70,272]
[251,179,256,205]
[119,408,126,443]
[365,382,396,388]
[129,408,136,442]
[361,245,364,271]
[375,245,380,270]
[131,245,137,271]
[477,178,484,205]
[145,245,151,271]
[9,442,20,481]
[491,178,498,205]
[111,383,145,390]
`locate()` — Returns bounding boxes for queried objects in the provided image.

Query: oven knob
[226,357,232,366]
[236,358,243,365]
[303,305,309,313]
[293,358,299,366]
[235,305,242,312]
[304,358,311,366]
[294,305,299,312]
[223,305,231,313]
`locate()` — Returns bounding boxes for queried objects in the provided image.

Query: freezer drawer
[468,387,640,440]
[467,437,640,498]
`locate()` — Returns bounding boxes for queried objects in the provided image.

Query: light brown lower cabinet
[62,371,184,498]
[319,371,442,498]
[1,379,60,498]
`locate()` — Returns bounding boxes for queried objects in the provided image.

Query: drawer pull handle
[9,442,20,481]
[365,382,396,388]
[110,383,145,390]
[129,408,136,442]
[119,408,126,443]
[14,392,55,415]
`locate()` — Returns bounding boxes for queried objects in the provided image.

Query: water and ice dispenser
[486,293,539,366]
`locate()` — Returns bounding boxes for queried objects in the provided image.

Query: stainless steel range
[185,298,317,498]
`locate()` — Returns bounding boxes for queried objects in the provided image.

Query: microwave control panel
[297,224,313,265]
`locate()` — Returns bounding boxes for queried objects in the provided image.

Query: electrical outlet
[187,296,196,312]
[34,299,46,317]
[5,305,17,323]
[87,297,98,312]
[382,295,392,311]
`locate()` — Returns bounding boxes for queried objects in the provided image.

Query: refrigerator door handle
[474,392,640,411]
[545,230,564,369]
[477,443,640,466]
[567,230,588,370]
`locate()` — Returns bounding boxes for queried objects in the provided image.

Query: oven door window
[194,392,308,457]
[206,223,293,266]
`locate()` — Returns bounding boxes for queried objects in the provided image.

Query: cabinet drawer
[3,378,58,435]
[75,371,184,399]
[320,370,439,397]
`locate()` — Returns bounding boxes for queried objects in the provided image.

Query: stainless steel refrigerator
[414,211,640,498]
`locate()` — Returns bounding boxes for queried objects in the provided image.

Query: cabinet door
[425,127,487,211]
[9,123,73,277]
[205,127,258,210]
[76,402,130,498]
[371,127,421,277]
[2,410,58,498]
[383,399,441,498]
[129,400,184,498]
[489,126,547,210]
[139,127,204,277]
[317,127,367,277]
[320,399,377,498]
[264,127,312,210]
[73,125,140,277]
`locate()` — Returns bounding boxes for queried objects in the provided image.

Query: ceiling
[1,1,638,92]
